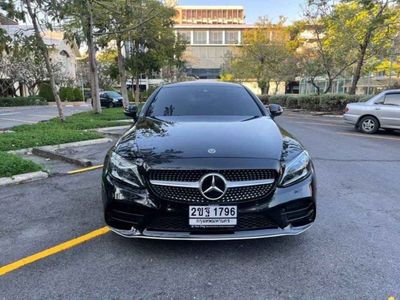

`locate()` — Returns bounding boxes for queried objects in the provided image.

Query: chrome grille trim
[150,179,275,189]
[148,169,277,203]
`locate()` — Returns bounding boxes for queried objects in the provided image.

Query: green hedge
[0,96,47,107]
[39,83,83,102]
[258,94,367,112]
[38,83,53,101]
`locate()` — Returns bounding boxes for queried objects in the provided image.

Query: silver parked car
[343,89,400,134]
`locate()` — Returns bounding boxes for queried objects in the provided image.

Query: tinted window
[107,91,121,98]
[384,93,400,106]
[147,85,262,117]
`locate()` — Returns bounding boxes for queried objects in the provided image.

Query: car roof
[383,89,400,93]
[162,81,244,89]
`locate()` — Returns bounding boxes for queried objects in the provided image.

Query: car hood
[347,102,369,108]
[115,116,285,160]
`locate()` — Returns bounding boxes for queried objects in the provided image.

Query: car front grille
[149,169,275,182]
[146,214,278,232]
[147,169,277,204]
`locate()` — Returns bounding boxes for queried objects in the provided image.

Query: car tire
[108,102,114,108]
[358,116,379,134]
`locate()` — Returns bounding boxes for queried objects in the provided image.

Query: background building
[174,5,251,79]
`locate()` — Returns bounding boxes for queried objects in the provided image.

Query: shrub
[319,94,364,112]
[286,95,300,109]
[257,94,270,104]
[0,96,47,107]
[73,88,83,101]
[60,87,84,101]
[297,95,320,111]
[268,95,289,107]
[258,93,366,112]
[38,83,53,101]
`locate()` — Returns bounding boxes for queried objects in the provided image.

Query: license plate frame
[189,205,237,227]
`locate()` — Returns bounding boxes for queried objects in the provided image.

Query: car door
[99,92,109,107]
[375,93,400,128]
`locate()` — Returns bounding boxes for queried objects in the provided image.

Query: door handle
[375,107,381,110]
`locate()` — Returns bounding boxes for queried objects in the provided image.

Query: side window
[384,93,400,106]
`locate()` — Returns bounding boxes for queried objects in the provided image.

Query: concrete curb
[32,148,92,167]
[38,138,113,151]
[48,102,90,107]
[0,171,48,187]
[321,114,343,119]
[8,138,113,156]
[94,125,131,134]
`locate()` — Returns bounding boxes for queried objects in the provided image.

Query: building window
[193,30,207,44]
[225,31,239,44]
[178,30,191,43]
[209,30,223,44]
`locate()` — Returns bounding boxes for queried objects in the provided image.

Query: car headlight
[279,151,311,187]
[108,152,144,187]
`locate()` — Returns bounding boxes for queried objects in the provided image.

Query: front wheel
[107,102,114,108]
[358,116,379,134]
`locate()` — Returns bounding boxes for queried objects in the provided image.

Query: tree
[97,49,119,89]
[121,0,186,105]
[226,18,293,95]
[303,0,400,94]
[329,0,400,94]
[1,0,65,120]
[61,0,103,113]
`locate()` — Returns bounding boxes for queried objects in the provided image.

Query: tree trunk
[25,0,64,121]
[135,73,140,106]
[323,78,333,94]
[310,78,321,95]
[349,35,371,95]
[258,80,270,95]
[117,38,129,108]
[349,51,366,95]
[86,0,101,113]
[274,81,279,95]
[131,76,136,101]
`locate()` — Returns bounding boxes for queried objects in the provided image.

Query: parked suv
[102,82,316,240]
[344,89,400,134]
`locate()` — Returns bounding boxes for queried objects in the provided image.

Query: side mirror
[269,104,283,118]
[124,104,138,122]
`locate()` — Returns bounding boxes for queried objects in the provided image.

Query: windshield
[107,91,122,98]
[146,85,263,117]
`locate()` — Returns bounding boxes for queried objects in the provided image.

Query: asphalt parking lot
[1,112,399,299]
[0,104,91,129]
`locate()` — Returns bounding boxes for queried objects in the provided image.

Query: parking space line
[0,227,110,276]
[0,112,19,116]
[28,114,56,118]
[339,132,400,141]
[67,165,104,175]
[290,121,350,127]
[0,117,36,124]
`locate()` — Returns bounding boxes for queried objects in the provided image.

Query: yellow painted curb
[67,165,104,175]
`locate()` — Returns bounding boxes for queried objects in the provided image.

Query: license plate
[189,206,237,227]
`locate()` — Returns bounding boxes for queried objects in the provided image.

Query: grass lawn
[0,107,130,151]
[0,152,43,178]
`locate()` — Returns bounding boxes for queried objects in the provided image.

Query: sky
[178,0,307,24]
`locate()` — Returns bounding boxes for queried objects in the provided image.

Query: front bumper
[102,169,316,240]
[109,223,312,240]
[343,113,359,125]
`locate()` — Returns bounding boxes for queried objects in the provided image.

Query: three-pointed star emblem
[199,173,227,200]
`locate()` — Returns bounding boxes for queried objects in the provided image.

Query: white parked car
[343,89,400,134]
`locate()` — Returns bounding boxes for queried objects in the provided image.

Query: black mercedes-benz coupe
[102,82,316,240]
